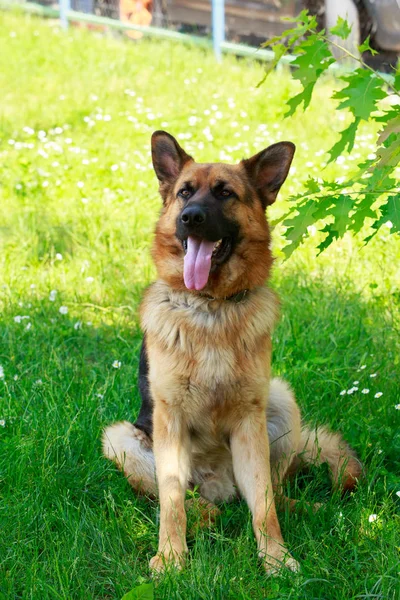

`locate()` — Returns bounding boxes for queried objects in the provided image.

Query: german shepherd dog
[103,131,361,574]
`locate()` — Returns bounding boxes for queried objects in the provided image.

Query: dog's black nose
[180,205,206,227]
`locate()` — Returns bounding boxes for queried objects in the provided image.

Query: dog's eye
[178,189,191,199]
[220,189,232,198]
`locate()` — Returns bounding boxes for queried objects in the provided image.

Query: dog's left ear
[151,130,193,184]
[242,142,295,207]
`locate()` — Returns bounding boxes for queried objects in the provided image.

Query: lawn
[0,11,399,600]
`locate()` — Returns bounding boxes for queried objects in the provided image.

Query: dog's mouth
[182,236,233,291]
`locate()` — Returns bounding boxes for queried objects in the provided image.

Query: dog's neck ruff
[141,280,280,344]
[197,289,249,303]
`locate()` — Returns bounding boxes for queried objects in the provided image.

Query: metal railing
[1,0,299,65]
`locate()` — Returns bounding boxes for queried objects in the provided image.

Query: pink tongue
[184,236,216,290]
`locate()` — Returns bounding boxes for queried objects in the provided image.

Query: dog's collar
[198,289,249,303]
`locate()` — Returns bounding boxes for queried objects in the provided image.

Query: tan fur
[103,135,362,575]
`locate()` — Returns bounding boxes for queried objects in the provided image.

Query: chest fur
[140,282,278,413]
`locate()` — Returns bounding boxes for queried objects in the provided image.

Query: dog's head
[150,131,295,298]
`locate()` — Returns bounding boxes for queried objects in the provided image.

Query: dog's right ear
[151,131,193,185]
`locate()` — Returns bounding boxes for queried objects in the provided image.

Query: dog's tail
[290,426,363,492]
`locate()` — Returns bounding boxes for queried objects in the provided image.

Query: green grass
[0,11,399,600]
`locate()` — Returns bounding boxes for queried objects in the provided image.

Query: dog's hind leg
[267,377,362,496]
[267,378,321,513]
[267,377,301,488]
[102,421,157,497]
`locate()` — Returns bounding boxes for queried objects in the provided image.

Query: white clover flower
[85,276,94,284]
[396,491,400,498]
[56,253,63,261]
[353,381,359,385]
[103,115,111,122]
[59,306,68,315]
[112,360,121,369]
[35,379,43,386]
[14,375,18,381]
[374,392,383,398]
[77,181,84,188]
[25,323,32,331]
[368,514,378,523]
[0,366,4,379]
[370,373,377,378]
[111,164,119,171]
[0,419,5,427]
[347,387,358,394]
[74,321,82,330]
[340,390,346,396]
[362,389,370,394]
[49,290,57,302]
[395,404,400,410]
[14,315,30,323]
[360,365,366,370]
[96,393,104,399]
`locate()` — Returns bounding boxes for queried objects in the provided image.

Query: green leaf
[376,133,400,168]
[376,194,400,233]
[330,17,352,40]
[282,200,318,257]
[318,223,339,254]
[286,83,314,116]
[284,35,334,115]
[121,583,154,600]
[328,118,361,163]
[317,195,353,253]
[311,196,335,220]
[261,35,286,48]
[304,177,321,194]
[363,165,397,195]
[334,69,386,121]
[330,194,354,237]
[364,194,400,242]
[291,35,334,88]
[283,10,318,29]
[257,43,287,86]
[350,194,376,234]
[358,35,378,56]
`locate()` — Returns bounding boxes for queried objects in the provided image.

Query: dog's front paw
[262,544,300,575]
[149,550,186,574]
